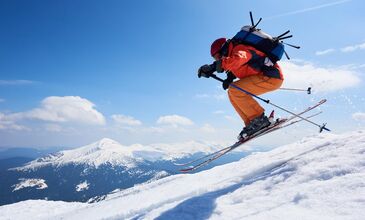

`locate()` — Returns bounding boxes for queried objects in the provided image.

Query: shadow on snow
[153,144,330,220]
[154,161,290,220]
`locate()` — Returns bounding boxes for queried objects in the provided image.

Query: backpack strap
[244,49,282,79]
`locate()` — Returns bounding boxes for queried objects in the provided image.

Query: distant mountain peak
[95,138,120,147]
[13,138,139,171]
[82,138,124,152]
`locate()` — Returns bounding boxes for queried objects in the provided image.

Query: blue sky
[1,0,364,148]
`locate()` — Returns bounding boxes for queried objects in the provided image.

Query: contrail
[266,0,351,20]
[0,80,35,85]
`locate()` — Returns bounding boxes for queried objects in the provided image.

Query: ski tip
[173,163,185,166]
[179,165,195,173]
[179,168,193,173]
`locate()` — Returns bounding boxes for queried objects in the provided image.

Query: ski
[175,118,285,168]
[179,118,287,172]
[179,99,326,172]
[263,111,322,134]
[175,109,323,167]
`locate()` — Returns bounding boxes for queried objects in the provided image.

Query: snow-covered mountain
[13,138,145,170]
[0,138,247,206]
[1,130,364,220]
[13,138,228,171]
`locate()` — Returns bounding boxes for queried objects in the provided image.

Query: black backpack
[231,12,300,63]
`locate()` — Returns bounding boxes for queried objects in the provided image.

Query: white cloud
[44,124,64,132]
[157,115,194,127]
[224,115,240,123]
[341,42,365,53]
[352,112,365,121]
[111,114,142,126]
[200,123,216,133]
[315,48,335,56]
[195,94,210,99]
[315,42,365,56]
[0,80,35,86]
[10,96,106,125]
[195,93,226,101]
[144,126,166,134]
[337,63,365,70]
[358,64,365,69]
[213,110,225,115]
[0,113,29,131]
[280,60,361,93]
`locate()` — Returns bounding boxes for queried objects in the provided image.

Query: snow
[0,200,87,220]
[12,178,48,192]
[75,181,89,192]
[12,138,229,171]
[1,130,365,220]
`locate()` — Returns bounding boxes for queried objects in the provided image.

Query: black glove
[222,72,236,90]
[198,63,216,78]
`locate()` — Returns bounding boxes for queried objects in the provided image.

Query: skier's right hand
[198,63,216,78]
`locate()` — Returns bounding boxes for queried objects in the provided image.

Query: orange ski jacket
[221,42,283,80]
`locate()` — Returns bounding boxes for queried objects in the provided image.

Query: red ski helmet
[210,38,227,57]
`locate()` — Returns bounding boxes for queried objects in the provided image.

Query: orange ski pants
[228,74,283,125]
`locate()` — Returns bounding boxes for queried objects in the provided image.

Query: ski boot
[238,112,273,140]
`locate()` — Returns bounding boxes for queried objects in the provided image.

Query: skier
[198,38,284,139]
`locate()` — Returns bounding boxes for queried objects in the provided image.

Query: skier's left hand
[222,72,236,90]
[198,63,216,78]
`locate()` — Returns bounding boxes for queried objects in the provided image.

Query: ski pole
[280,87,311,94]
[209,74,330,132]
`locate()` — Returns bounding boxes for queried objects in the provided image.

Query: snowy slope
[1,130,364,220]
[13,138,226,171]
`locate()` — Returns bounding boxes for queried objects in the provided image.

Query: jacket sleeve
[221,48,252,73]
